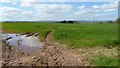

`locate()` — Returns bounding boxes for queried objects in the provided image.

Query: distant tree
[68,21,74,23]
[107,21,113,23]
[115,18,120,23]
[58,20,77,24]
[63,20,67,23]
[98,22,103,24]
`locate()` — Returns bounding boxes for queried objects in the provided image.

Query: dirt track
[2,32,80,66]
[2,32,118,66]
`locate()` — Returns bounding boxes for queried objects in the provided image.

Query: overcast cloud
[0,0,119,21]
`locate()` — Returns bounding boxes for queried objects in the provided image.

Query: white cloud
[0,6,35,21]
[0,7,20,20]
[93,5,99,9]
[93,1,118,12]
[101,1,118,9]
[34,4,72,12]
[0,7,20,13]
[23,0,120,2]
[74,10,87,15]
[20,2,32,7]
[0,1,118,21]
[0,0,119,2]
[33,4,73,20]
[12,2,18,5]
[104,9,116,12]
[78,5,85,10]
[73,1,118,20]
[76,1,118,16]
[0,0,11,2]
[0,3,73,21]
[20,0,41,7]
[21,0,41,2]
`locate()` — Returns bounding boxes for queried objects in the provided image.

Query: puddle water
[1,34,43,53]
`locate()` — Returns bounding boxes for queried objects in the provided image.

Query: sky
[0,0,119,21]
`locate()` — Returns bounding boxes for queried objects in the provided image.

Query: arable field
[2,22,118,48]
[2,22,119,66]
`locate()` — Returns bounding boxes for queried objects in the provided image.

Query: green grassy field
[2,22,119,66]
[90,55,118,66]
[2,22,118,48]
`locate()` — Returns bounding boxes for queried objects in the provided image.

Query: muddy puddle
[1,33,43,53]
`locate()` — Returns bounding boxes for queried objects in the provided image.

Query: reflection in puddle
[1,34,43,53]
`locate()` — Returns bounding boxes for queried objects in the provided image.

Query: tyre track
[44,31,80,66]
[2,31,81,66]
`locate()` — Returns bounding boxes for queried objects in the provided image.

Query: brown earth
[1,32,118,66]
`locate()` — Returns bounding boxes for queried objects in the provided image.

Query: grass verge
[90,55,118,66]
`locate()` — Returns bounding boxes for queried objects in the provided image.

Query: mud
[1,32,118,66]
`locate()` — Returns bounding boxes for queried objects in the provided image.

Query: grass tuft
[90,55,118,66]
